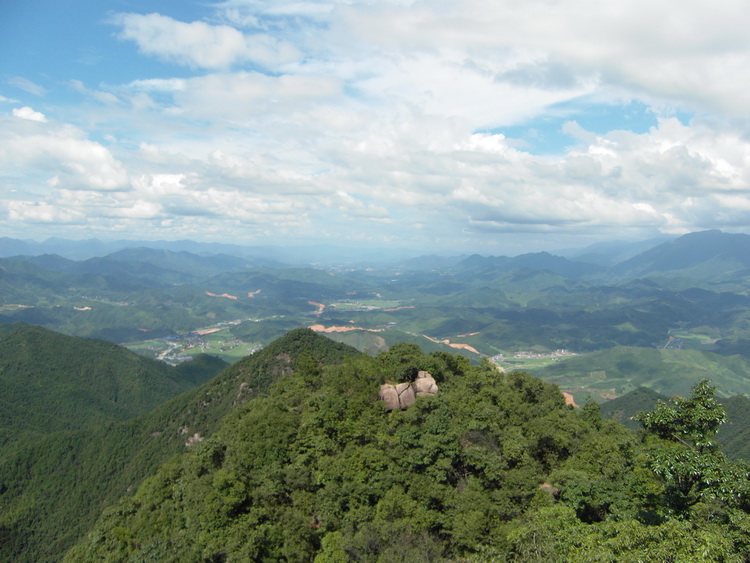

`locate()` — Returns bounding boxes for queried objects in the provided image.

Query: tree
[635,379,726,454]
[635,379,750,515]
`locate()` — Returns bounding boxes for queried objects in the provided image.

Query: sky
[1,0,750,255]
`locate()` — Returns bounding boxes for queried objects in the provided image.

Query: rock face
[379,371,438,410]
[413,370,438,396]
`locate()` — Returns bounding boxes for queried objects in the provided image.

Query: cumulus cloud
[0,118,129,192]
[12,106,47,122]
[6,1,750,249]
[328,0,750,116]
[112,12,300,69]
[166,71,343,122]
[7,201,82,224]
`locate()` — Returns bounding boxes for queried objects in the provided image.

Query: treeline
[66,337,750,561]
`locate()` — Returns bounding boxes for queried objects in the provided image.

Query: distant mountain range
[611,230,750,285]
[0,230,749,357]
[452,251,604,279]
[3,229,750,282]
[0,237,422,266]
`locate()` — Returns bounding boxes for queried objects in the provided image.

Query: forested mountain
[5,230,750,561]
[63,338,750,561]
[611,230,750,289]
[4,323,750,560]
[0,328,357,562]
[0,323,218,436]
[0,322,229,562]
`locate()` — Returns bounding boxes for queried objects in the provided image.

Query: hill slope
[0,323,219,436]
[601,387,750,461]
[0,328,358,562]
[531,346,750,403]
[66,348,750,561]
[611,230,750,289]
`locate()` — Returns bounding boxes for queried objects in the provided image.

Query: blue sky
[2,0,750,255]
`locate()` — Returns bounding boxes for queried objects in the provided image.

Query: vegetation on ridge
[0,328,359,562]
[66,341,750,561]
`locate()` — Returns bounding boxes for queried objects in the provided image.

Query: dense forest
[57,331,750,562]
[0,327,359,562]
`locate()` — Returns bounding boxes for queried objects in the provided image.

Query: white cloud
[8,77,47,96]
[112,12,300,70]
[7,201,82,224]
[327,0,750,116]
[6,1,750,249]
[114,200,163,219]
[0,118,129,192]
[69,80,121,105]
[216,0,334,27]
[167,71,342,123]
[12,106,47,122]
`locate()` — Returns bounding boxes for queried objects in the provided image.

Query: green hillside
[0,328,359,562]
[600,386,665,429]
[602,388,750,462]
[531,346,750,404]
[0,323,221,436]
[66,350,750,561]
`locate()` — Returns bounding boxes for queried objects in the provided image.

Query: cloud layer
[2,0,750,252]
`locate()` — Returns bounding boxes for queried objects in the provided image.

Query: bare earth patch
[309,324,383,333]
[562,392,579,407]
[308,301,325,315]
[422,335,480,355]
[205,291,239,300]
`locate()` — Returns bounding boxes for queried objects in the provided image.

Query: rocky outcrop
[379,371,438,410]
[413,370,438,396]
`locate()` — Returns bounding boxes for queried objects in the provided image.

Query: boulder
[396,382,416,408]
[413,371,438,396]
[379,371,438,410]
[379,384,400,411]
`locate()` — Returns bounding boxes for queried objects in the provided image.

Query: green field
[669,329,720,346]
[125,327,260,364]
[330,299,403,310]
[529,346,750,404]
[497,356,572,370]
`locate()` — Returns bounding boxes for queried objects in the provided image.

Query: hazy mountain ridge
[453,251,605,279]
[559,236,674,266]
[612,230,750,279]
[2,230,750,361]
